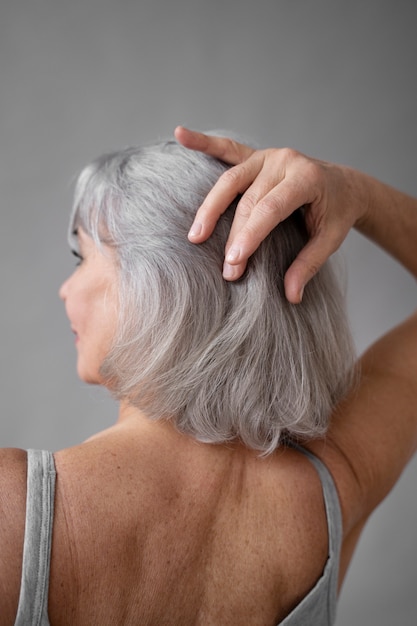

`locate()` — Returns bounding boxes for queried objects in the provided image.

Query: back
[46,426,334,625]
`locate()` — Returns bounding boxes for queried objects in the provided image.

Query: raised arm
[176,127,417,581]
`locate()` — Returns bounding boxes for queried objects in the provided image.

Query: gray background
[1,1,416,623]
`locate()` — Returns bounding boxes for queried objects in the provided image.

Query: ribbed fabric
[14,449,56,626]
[279,445,342,625]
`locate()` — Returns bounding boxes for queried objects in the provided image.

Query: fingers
[176,128,352,302]
[222,176,315,280]
[284,228,347,303]
[175,126,254,164]
[176,127,260,244]
[188,151,266,243]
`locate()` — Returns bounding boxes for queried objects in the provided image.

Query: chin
[77,364,102,385]
[78,374,102,386]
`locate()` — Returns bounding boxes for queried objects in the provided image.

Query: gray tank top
[15,450,56,626]
[14,446,341,625]
[279,445,342,625]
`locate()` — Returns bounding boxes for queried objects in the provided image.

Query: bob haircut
[69,134,356,454]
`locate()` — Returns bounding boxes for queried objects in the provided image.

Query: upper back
[48,429,332,625]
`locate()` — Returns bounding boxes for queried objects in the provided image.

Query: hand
[175,126,365,303]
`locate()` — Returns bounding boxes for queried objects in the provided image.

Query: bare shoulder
[48,433,163,622]
[0,448,27,623]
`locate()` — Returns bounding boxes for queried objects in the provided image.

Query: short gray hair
[69,135,356,454]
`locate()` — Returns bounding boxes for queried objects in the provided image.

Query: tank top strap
[14,449,56,626]
[286,443,342,622]
[292,444,342,558]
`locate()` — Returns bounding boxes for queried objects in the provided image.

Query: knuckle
[278,146,299,161]
[297,254,322,279]
[257,194,286,219]
[305,161,325,187]
[236,192,258,218]
[298,160,328,200]
[268,147,301,165]
[220,165,243,187]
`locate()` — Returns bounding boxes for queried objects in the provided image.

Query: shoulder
[0,448,27,623]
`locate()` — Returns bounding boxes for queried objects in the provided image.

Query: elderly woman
[1,130,416,625]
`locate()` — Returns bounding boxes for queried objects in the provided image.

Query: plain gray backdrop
[1,1,416,623]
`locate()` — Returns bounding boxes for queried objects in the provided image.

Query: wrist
[341,166,372,229]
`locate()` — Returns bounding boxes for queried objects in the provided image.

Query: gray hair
[69,135,356,454]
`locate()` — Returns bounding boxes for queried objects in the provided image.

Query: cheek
[94,291,120,354]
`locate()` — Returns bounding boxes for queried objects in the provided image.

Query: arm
[313,306,417,586]
[176,127,417,575]
[313,173,417,525]
[0,449,27,622]
[323,174,417,508]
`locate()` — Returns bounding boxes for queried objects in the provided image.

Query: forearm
[352,168,417,280]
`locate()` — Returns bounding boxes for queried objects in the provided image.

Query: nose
[59,276,70,301]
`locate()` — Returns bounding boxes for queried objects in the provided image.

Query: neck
[115,399,190,446]
[117,399,148,425]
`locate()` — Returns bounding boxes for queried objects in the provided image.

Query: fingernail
[188,221,202,239]
[223,262,238,280]
[226,246,241,263]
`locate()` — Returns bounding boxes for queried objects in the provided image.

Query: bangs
[68,154,125,251]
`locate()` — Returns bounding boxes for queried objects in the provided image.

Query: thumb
[284,232,343,303]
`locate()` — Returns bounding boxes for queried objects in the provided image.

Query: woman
[0,130,416,625]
